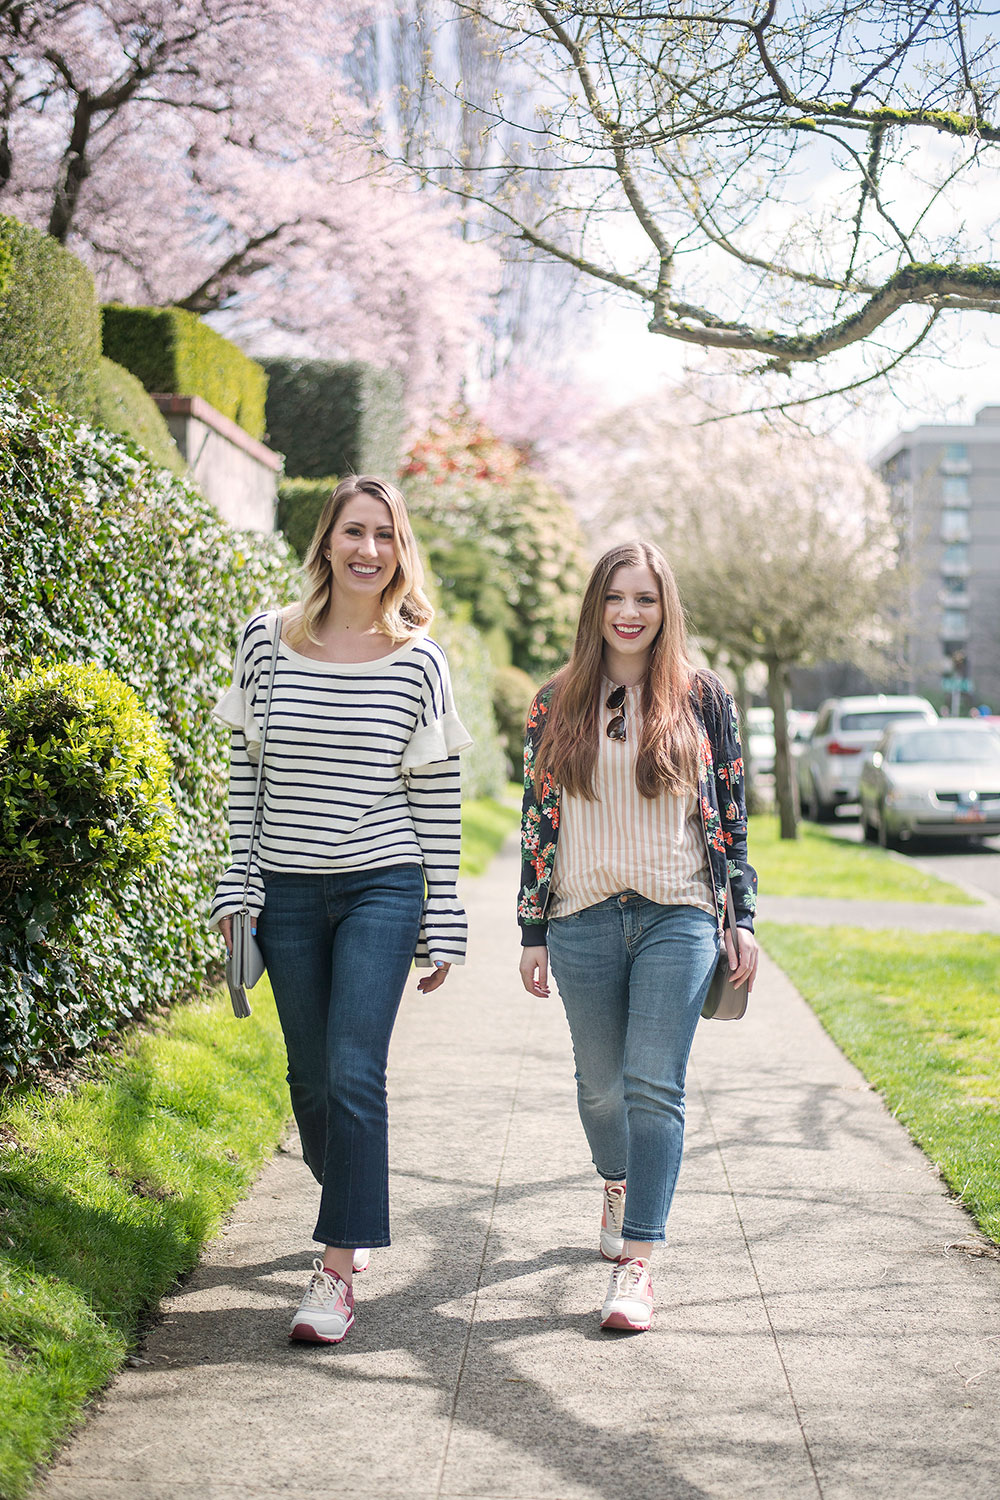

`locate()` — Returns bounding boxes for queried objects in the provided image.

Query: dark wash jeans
[256,864,425,1248]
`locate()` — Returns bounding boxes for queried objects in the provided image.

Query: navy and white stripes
[209,613,472,966]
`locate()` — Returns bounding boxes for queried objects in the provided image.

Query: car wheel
[805,782,834,824]
[877,804,897,850]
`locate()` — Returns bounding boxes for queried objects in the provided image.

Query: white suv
[798,695,937,822]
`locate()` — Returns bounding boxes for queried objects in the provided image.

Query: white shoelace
[604,1184,626,1235]
[612,1258,648,1297]
[300,1258,347,1308]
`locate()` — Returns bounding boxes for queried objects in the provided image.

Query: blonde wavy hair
[534,541,704,799]
[285,475,434,648]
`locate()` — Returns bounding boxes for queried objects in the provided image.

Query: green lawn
[461,793,520,877]
[758,922,1000,1244]
[0,984,291,1499]
[749,816,976,904]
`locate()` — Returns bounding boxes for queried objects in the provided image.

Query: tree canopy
[403,1,1000,396]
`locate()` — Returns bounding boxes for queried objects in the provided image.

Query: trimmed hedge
[0,216,100,419]
[101,306,268,440]
[276,475,337,559]
[262,358,405,478]
[0,380,297,1086]
[92,357,186,475]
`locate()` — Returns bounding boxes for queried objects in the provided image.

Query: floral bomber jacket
[518,672,758,947]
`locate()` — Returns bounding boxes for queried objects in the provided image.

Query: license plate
[956,808,985,823]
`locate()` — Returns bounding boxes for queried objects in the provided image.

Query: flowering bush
[0,382,297,1086]
[402,413,590,680]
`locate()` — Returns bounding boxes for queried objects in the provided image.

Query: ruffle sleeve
[401,642,473,771]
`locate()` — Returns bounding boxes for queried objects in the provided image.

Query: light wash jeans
[547,893,719,1243]
[256,864,425,1248]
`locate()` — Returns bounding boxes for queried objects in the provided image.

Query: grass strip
[758,922,1000,1244]
[460,794,520,877]
[0,983,290,1500]
[750,816,975,904]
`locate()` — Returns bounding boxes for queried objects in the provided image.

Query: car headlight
[885,788,931,810]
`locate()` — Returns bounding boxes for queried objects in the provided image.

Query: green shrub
[276,476,337,559]
[261,358,405,478]
[0,379,297,1086]
[492,663,537,771]
[101,306,268,440]
[431,614,505,801]
[0,216,100,418]
[0,663,175,904]
[92,357,185,474]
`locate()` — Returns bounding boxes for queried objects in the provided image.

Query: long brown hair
[534,541,703,799]
[285,475,434,648]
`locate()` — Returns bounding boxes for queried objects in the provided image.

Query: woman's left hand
[417,961,451,994]
[724,927,759,993]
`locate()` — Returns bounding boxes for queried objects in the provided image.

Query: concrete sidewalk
[42,842,1000,1500]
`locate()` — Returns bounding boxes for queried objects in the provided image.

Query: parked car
[746,706,775,777]
[859,720,1000,846]
[745,707,816,780]
[798,694,937,822]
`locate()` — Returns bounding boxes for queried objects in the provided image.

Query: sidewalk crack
[694,1067,825,1500]
[433,994,536,1500]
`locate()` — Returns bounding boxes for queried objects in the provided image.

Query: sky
[571,284,1000,464]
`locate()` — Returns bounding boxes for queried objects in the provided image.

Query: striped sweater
[209,612,472,966]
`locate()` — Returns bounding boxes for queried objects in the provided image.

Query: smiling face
[324,495,398,600]
[601,563,664,668]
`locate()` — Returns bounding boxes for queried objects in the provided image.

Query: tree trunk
[767,655,798,839]
[48,93,93,244]
[731,662,763,817]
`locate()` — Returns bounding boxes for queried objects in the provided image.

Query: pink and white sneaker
[290,1259,355,1344]
[600,1181,626,1261]
[352,1248,371,1274]
[600,1257,653,1331]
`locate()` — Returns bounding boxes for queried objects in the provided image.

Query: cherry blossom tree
[0,1,496,410]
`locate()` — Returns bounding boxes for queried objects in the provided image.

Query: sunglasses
[606,684,627,741]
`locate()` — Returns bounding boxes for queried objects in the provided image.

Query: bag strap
[239,613,282,910]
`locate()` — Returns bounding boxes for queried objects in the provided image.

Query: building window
[941,542,970,573]
[941,508,971,542]
[945,443,968,464]
[942,575,967,596]
[941,610,969,639]
[942,474,970,503]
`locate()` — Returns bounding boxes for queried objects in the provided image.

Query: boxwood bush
[101,305,268,441]
[0,380,297,1086]
[276,476,337,560]
[92,356,185,475]
[0,216,101,419]
[262,358,405,478]
[0,663,176,902]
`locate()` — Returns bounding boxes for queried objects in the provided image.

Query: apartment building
[872,405,1000,713]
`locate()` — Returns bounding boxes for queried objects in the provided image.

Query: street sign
[941,675,974,692]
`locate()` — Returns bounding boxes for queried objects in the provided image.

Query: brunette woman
[518,541,757,1331]
[212,476,471,1344]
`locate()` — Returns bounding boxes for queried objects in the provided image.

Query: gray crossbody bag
[225,614,282,1018]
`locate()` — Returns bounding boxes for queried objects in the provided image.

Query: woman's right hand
[519,946,550,997]
[219,916,233,956]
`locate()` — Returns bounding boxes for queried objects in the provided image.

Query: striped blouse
[209,612,473,966]
[549,678,715,920]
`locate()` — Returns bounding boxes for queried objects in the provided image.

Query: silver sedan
[859,721,1000,848]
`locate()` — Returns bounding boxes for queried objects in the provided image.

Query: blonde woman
[518,541,757,1332]
[212,476,471,1344]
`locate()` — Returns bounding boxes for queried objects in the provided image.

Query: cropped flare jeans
[256,863,425,1249]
